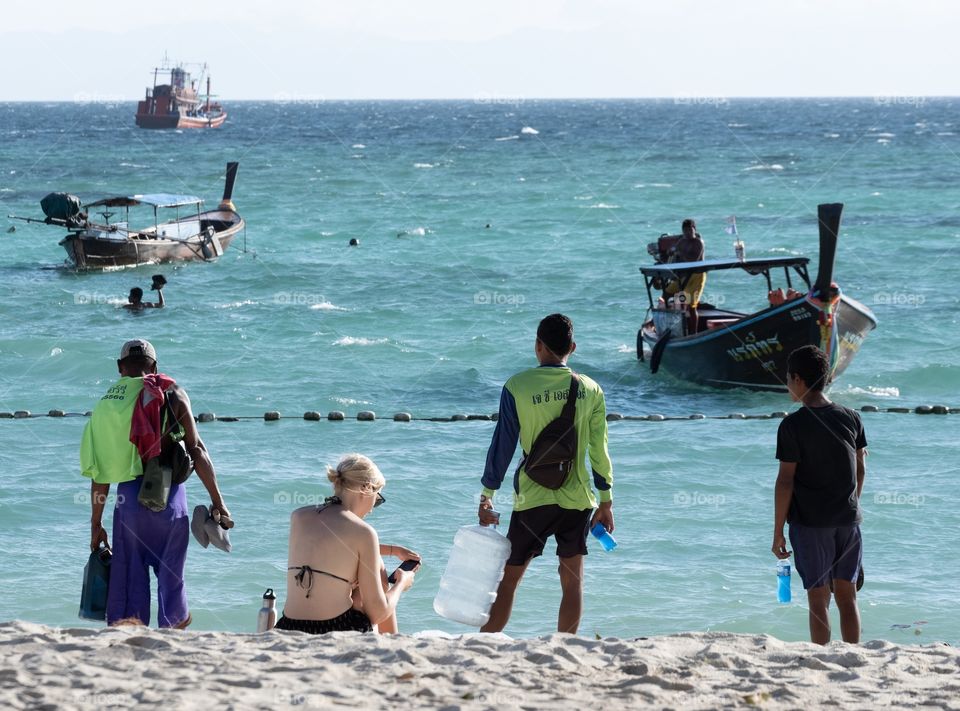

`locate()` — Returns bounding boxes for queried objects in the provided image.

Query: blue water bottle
[591,522,618,552]
[776,559,791,603]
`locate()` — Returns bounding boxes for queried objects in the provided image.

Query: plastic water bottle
[256,588,278,632]
[434,522,512,627]
[79,545,112,620]
[734,239,745,261]
[777,559,791,603]
[591,522,618,552]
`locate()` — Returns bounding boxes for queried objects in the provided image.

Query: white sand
[1,621,958,710]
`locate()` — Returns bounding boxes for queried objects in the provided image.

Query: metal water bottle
[257,588,278,632]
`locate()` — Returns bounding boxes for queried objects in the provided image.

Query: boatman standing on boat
[663,218,706,332]
[477,313,614,634]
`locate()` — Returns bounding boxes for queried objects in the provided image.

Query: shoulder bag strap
[560,373,579,421]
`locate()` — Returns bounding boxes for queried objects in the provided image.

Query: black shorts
[274,609,372,634]
[788,522,863,590]
[505,505,592,566]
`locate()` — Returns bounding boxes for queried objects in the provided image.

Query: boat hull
[640,295,877,391]
[59,210,243,270]
[135,112,227,129]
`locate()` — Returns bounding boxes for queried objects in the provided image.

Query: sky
[0,0,956,101]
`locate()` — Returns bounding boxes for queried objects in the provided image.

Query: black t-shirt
[775,403,867,527]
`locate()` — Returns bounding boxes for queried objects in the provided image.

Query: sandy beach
[2,621,957,710]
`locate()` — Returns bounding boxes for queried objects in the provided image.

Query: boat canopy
[640,256,810,279]
[85,193,203,209]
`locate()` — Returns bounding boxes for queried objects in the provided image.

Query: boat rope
[0,405,955,423]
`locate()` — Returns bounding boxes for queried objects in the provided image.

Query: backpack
[523,373,580,490]
[161,392,193,485]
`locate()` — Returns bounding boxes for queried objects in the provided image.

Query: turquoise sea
[0,99,958,642]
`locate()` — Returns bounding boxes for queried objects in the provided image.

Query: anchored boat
[10,163,243,270]
[135,61,226,129]
[637,204,877,391]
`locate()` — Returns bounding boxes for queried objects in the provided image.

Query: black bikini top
[288,496,355,597]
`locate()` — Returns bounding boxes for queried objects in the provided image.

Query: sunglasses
[344,487,385,507]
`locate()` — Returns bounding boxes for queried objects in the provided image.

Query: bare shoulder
[344,512,379,545]
[291,505,316,520]
[166,384,193,416]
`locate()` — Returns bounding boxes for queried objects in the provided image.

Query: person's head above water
[117,338,157,377]
[681,218,697,238]
[128,287,143,304]
[536,313,576,364]
[327,453,386,515]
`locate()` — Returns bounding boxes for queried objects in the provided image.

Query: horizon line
[0,94,955,103]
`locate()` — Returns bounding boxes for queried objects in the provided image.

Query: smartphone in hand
[388,559,421,584]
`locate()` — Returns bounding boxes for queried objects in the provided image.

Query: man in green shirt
[477,313,614,633]
[81,339,231,627]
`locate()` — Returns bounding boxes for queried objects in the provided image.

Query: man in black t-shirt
[772,345,867,645]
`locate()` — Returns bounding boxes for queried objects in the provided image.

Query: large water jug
[434,524,512,627]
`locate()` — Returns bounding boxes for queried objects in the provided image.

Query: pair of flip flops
[191,505,233,552]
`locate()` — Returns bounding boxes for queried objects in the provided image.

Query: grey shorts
[788,522,862,591]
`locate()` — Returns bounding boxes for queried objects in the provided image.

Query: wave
[824,132,840,138]
[742,164,784,172]
[397,227,427,237]
[585,203,620,209]
[310,301,347,312]
[727,123,749,128]
[832,385,900,398]
[495,135,520,141]
[413,163,435,169]
[332,396,373,406]
[873,132,896,138]
[520,126,539,135]
[332,336,389,346]
[214,300,258,309]
[633,182,674,188]
[118,162,148,168]
[352,143,366,148]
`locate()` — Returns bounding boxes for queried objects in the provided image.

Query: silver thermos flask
[257,588,278,632]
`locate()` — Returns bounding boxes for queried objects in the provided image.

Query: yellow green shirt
[80,376,144,484]
[481,365,613,511]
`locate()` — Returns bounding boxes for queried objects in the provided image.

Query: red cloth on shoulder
[129,373,177,460]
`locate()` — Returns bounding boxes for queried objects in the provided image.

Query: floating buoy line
[1,405,955,423]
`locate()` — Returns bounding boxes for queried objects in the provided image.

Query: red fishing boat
[135,60,226,129]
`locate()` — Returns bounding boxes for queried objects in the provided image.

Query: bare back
[283,503,375,620]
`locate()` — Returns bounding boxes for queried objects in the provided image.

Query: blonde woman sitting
[277,454,419,633]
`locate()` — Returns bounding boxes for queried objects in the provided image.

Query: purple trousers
[107,478,189,627]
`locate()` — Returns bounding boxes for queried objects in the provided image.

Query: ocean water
[0,99,958,643]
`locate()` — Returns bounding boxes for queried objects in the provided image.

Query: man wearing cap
[81,339,232,628]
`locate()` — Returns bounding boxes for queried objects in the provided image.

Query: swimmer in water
[123,275,165,310]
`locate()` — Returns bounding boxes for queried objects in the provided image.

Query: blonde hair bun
[328,453,386,493]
